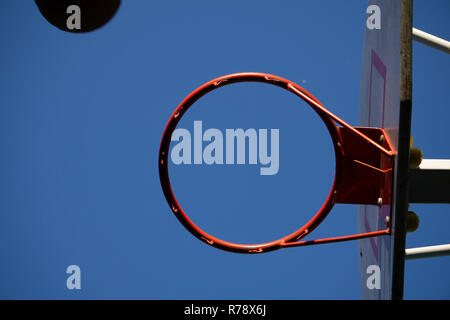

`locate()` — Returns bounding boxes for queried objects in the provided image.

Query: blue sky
[0,1,448,299]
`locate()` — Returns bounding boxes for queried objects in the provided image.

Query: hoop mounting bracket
[335,126,394,207]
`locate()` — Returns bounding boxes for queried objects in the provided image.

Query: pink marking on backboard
[368,49,387,127]
[364,206,379,261]
[364,49,387,263]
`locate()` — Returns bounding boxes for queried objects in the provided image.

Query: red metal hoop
[159,72,394,254]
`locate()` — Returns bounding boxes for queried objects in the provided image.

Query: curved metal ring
[158,72,344,253]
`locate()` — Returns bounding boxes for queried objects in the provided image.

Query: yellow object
[410,136,413,147]
[410,146,423,168]
[407,211,420,233]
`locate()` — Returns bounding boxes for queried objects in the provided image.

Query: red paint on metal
[159,72,394,254]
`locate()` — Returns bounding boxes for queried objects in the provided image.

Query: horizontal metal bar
[412,28,450,54]
[405,244,450,260]
[280,229,390,248]
[409,159,450,203]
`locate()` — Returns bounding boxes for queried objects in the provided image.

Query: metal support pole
[412,28,450,54]
[405,244,450,260]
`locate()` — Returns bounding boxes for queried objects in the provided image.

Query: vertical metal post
[392,0,413,301]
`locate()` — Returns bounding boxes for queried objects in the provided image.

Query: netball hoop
[159,72,394,254]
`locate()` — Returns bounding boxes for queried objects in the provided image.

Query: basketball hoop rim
[158,72,345,253]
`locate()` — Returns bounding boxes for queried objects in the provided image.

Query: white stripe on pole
[412,28,450,54]
[405,244,450,260]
